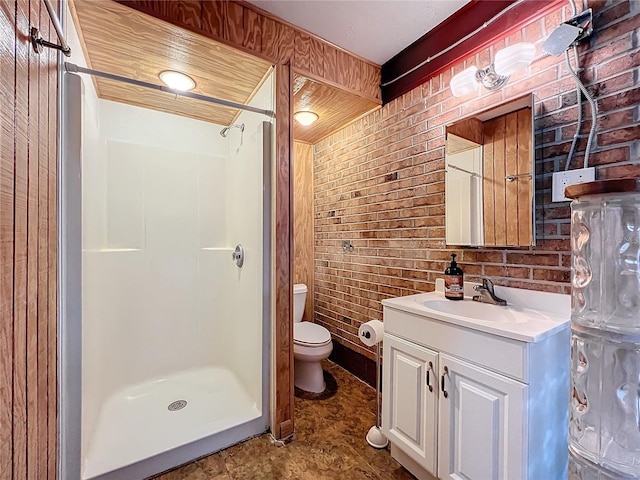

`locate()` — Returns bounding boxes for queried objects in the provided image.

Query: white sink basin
[421,299,526,323]
[381,282,570,343]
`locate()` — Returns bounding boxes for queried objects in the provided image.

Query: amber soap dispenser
[444,253,464,300]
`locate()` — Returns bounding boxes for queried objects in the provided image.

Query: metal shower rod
[31,0,71,56]
[64,63,275,118]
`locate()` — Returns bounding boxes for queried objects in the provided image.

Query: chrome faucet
[472,278,507,306]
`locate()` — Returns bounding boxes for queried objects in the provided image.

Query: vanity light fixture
[450,42,536,97]
[158,70,196,91]
[293,111,319,126]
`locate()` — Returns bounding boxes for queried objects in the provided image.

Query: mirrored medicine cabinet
[445,94,535,247]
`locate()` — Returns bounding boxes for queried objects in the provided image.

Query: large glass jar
[567,178,640,479]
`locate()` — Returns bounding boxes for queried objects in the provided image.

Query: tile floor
[154,361,414,479]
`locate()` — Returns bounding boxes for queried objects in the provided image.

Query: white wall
[222,71,274,406]
[83,100,231,391]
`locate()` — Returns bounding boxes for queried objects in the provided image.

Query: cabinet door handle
[426,361,434,392]
[441,366,449,398]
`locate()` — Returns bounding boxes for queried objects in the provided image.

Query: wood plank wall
[482,107,532,247]
[293,142,314,321]
[272,62,294,440]
[116,0,381,103]
[446,117,483,153]
[0,0,58,478]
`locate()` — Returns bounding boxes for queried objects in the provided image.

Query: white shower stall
[60,12,273,479]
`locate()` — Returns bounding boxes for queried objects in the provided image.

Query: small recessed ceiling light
[294,111,319,126]
[159,70,196,91]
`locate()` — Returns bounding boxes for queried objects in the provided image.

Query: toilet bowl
[293,284,333,393]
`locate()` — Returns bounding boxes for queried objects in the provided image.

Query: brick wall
[313,0,640,362]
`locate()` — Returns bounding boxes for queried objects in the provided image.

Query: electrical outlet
[552,167,596,202]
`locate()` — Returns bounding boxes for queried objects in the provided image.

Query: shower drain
[168,400,188,411]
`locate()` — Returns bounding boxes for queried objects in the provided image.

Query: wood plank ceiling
[292,75,378,144]
[71,0,380,141]
[70,0,272,126]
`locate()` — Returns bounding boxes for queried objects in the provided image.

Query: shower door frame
[58,70,273,479]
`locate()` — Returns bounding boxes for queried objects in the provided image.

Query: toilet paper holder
[359,320,388,449]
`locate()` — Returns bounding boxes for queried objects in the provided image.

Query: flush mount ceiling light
[158,70,196,91]
[450,42,536,97]
[293,111,319,126]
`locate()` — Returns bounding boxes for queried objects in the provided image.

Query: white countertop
[381,279,570,343]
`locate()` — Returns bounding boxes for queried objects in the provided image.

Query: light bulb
[159,70,196,91]
[494,42,536,76]
[450,66,479,97]
[294,111,319,126]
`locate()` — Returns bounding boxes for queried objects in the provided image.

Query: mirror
[445,95,534,247]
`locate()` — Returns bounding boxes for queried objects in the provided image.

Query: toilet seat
[294,322,331,346]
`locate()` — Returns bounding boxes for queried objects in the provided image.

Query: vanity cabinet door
[437,354,527,480]
[382,334,439,476]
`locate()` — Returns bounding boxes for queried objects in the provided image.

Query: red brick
[589,146,630,166]
[506,253,560,266]
[538,106,578,129]
[484,265,531,279]
[598,125,640,146]
[475,48,492,69]
[533,268,571,282]
[598,164,640,179]
[461,251,504,263]
[502,280,564,293]
[542,205,571,221]
[311,4,640,358]
[543,9,564,37]
[536,129,557,145]
[535,77,576,103]
[537,239,570,252]
[541,222,559,237]
[591,72,635,99]
[596,51,640,80]
[536,140,572,159]
[524,18,544,43]
[594,9,640,45]
[580,35,634,70]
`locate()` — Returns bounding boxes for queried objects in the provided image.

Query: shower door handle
[232,244,244,268]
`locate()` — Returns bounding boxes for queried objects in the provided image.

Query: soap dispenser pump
[444,253,464,300]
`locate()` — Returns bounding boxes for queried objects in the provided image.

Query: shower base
[82,366,261,480]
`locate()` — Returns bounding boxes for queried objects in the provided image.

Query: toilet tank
[293,284,307,323]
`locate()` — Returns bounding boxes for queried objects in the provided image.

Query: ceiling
[293,76,378,143]
[70,0,272,126]
[246,0,472,65]
[70,0,379,141]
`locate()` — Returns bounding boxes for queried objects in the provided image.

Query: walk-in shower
[60,9,274,479]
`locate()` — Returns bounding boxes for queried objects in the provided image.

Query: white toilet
[293,284,333,393]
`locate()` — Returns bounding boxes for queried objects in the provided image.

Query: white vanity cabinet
[383,334,438,474]
[437,353,526,480]
[381,285,570,480]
